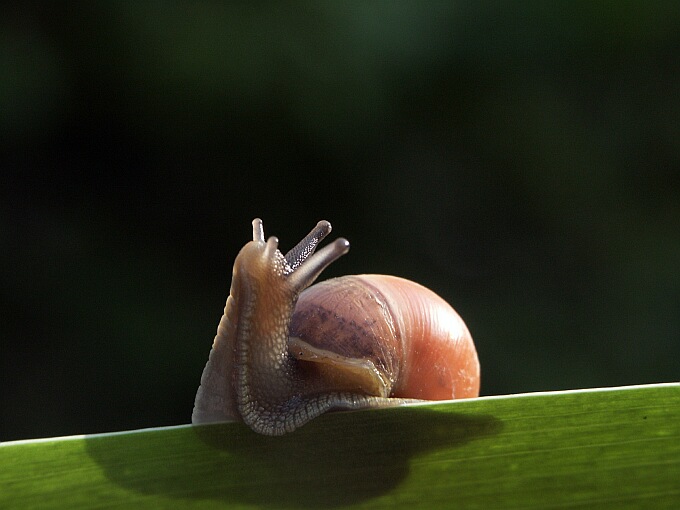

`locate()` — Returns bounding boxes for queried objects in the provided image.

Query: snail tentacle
[285,238,350,294]
[252,218,265,242]
[284,220,332,271]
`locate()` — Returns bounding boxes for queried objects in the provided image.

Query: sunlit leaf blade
[1,383,678,509]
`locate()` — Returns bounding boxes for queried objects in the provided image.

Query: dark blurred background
[1,2,678,441]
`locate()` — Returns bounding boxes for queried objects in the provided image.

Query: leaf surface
[1,383,678,509]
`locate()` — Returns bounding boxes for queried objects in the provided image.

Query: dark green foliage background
[1,1,678,441]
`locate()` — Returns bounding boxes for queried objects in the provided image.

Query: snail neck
[232,256,307,431]
[229,224,354,435]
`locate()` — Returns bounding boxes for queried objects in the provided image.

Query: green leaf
[1,383,678,509]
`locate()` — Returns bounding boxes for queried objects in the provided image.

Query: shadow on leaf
[86,406,502,508]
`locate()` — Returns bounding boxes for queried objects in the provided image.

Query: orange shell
[289,274,480,401]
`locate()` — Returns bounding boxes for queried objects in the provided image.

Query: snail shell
[192,219,480,435]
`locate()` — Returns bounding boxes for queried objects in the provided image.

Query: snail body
[192,219,479,436]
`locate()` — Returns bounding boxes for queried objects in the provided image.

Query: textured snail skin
[192,219,480,436]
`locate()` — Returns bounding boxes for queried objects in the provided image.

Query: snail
[192,219,480,436]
